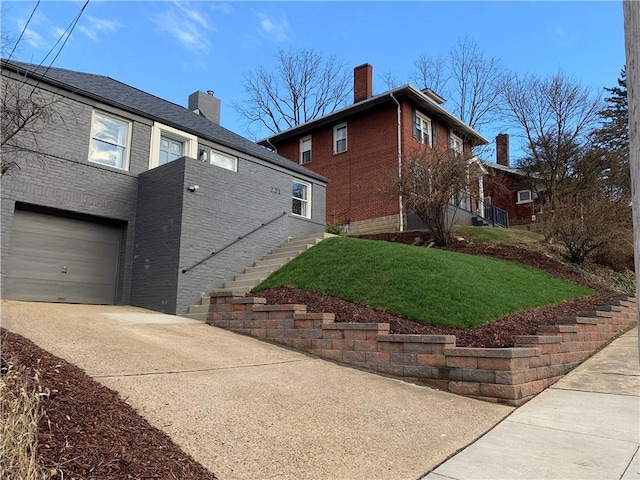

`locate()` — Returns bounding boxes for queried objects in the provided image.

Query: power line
[6,0,41,61]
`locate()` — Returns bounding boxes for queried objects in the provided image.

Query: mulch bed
[250,235,623,348]
[1,328,217,480]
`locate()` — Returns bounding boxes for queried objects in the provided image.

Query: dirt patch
[250,236,621,348]
[1,328,217,480]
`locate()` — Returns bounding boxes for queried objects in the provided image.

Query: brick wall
[0,77,143,305]
[276,103,400,226]
[484,172,536,225]
[207,292,637,406]
[174,157,326,314]
[1,73,327,313]
[273,98,475,231]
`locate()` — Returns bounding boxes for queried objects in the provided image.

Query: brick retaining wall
[206,293,637,406]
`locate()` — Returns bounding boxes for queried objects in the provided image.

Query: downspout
[265,138,277,153]
[390,93,404,232]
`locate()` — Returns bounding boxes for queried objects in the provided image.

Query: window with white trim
[159,135,184,165]
[88,111,131,170]
[300,136,312,164]
[450,133,464,156]
[413,112,432,146]
[149,122,197,169]
[292,179,311,218]
[333,124,347,154]
[517,190,533,204]
[210,149,238,172]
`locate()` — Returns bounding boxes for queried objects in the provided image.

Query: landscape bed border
[205,292,637,406]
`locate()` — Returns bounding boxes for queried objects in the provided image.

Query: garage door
[5,209,121,304]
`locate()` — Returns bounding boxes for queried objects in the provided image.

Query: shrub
[0,357,47,479]
[539,191,631,264]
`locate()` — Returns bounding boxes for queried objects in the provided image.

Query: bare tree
[1,1,88,176]
[379,69,402,91]
[1,64,68,176]
[397,146,479,246]
[410,38,503,131]
[410,53,449,98]
[234,48,351,137]
[500,71,603,204]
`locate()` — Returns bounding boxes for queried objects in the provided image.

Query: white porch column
[478,174,485,218]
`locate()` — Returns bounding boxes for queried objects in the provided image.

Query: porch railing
[483,204,509,228]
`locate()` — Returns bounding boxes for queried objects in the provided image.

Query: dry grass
[1,357,47,479]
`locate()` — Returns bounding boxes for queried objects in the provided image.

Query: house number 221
[270,187,281,195]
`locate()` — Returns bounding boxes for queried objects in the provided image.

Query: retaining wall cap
[323,323,389,330]
[514,335,563,344]
[557,316,598,325]
[377,334,456,344]
[233,297,267,304]
[210,291,247,298]
[444,346,541,358]
[253,304,307,312]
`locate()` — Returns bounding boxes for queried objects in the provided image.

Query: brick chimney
[353,63,373,103]
[496,133,509,167]
[189,90,221,124]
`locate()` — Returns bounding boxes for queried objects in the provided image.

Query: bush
[325,221,345,235]
[539,191,631,264]
[0,357,47,479]
[593,232,635,272]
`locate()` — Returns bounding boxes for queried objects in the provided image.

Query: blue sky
[2,1,626,161]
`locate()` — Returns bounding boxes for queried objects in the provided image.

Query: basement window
[517,190,533,204]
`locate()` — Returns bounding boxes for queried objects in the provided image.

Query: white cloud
[78,15,121,42]
[152,3,215,54]
[14,18,48,49]
[257,12,291,43]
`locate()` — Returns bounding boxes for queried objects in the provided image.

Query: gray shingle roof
[1,59,327,183]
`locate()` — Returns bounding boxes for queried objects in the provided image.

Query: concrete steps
[181,232,335,321]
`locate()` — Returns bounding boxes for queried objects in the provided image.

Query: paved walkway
[2,301,511,480]
[423,327,640,480]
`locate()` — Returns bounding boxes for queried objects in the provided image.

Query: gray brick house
[1,60,327,314]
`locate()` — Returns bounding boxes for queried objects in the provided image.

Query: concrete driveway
[2,301,512,479]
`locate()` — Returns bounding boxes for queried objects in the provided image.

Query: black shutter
[431,119,437,148]
[412,109,417,140]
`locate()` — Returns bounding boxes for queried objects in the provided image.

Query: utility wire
[5,0,41,61]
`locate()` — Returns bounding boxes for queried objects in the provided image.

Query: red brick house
[481,134,539,226]
[259,64,489,234]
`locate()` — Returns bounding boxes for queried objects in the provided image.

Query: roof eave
[259,85,489,147]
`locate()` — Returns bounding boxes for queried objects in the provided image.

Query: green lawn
[452,226,544,244]
[253,236,592,328]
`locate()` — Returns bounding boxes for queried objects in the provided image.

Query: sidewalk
[423,327,640,480]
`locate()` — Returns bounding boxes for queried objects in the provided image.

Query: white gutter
[390,92,404,232]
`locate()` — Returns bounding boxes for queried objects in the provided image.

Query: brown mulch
[1,328,217,480]
[250,235,624,348]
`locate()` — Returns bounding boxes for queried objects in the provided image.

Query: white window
[88,111,131,170]
[334,124,347,154]
[450,133,464,156]
[149,122,197,169]
[300,136,312,164]
[413,112,432,146]
[517,190,533,204]
[210,149,238,172]
[292,179,311,218]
